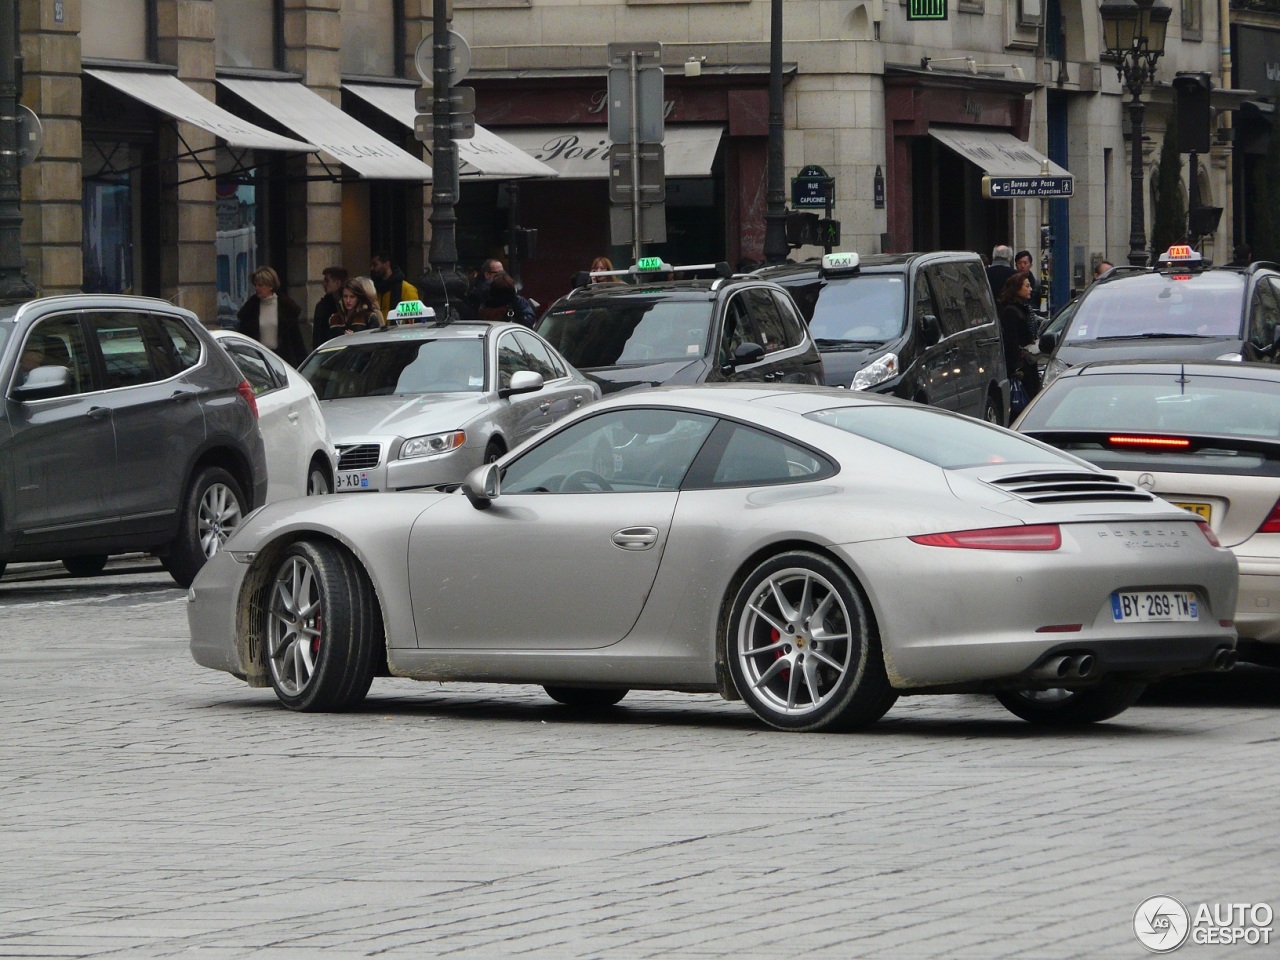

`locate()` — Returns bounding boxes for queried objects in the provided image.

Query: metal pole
[1127,97,1148,267]
[629,50,641,264]
[1187,150,1200,250]
[762,0,788,266]
[0,0,36,303]
[428,0,458,275]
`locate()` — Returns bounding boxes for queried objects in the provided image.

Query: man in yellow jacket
[369,251,419,320]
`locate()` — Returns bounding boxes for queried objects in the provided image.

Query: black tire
[995,681,1147,726]
[63,555,108,577]
[307,460,332,496]
[543,686,628,709]
[165,466,247,588]
[0,561,6,579]
[484,438,506,464]
[725,550,896,732]
[263,540,381,711]
[983,393,1002,426]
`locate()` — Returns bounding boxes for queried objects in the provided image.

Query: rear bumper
[1234,555,1280,643]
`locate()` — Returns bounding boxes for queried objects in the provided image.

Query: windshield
[806,275,907,345]
[299,337,485,400]
[538,299,712,368]
[0,321,12,359]
[808,404,1073,469]
[1064,272,1245,343]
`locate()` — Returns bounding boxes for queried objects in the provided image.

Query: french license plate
[1111,591,1198,623]
[336,471,377,491]
[1172,501,1212,522]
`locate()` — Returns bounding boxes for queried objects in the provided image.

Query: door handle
[86,406,110,420]
[611,526,659,550]
[288,412,300,422]
[539,402,551,414]
[573,395,585,406]
[170,390,196,403]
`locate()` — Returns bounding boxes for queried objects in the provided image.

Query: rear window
[299,337,485,399]
[808,404,1072,469]
[805,276,907,346]
[539,299,712,368]
[1064,272,1245,342]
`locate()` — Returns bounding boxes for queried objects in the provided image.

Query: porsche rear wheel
[995,681,1146,726]
[543,686,628,709]
[264,540,381,711]
[726,551,896,732]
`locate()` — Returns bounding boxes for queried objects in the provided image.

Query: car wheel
[543,686,628,708]
[62,555,108,577]
[164,466,246,588]
[726,551,896,732]
[983,394,1002,425]
[307,461,332,496]
[995,681,1146,726]
[264,540,381,711]
[484,438,506,464]
[0,561,7,579]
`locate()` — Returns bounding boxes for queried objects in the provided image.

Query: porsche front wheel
[726,551,896,732]
[264,540,381,711]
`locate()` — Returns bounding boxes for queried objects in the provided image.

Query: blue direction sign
[983,175,1074,199]
[792,164,834,208]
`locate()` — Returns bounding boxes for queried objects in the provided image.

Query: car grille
[337,443,381,470]
[987,471,1155,504]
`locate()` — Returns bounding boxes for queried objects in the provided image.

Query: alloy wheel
[197,482,243,558]
[266,554,323,697]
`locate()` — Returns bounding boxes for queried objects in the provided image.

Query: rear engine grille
[987,471,1155,504]
[337,443,381,470]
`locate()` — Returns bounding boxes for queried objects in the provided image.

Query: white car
[211,330,336,499]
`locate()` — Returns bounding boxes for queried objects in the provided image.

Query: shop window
[342,0,401,77]
[83,138,139,296]
[217,0,279,70]
[81,0,154,62]
[216,179,260,324]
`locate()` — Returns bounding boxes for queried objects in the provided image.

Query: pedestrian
[237,266,306,366]
[478,273,536,327]
[986,245,1016,299]
[369,251,419,316]
[1014,249,1042,306]
[589,256,621,282]
[998,271,1041,413]
[321,277,382,340]
[312,266,348,338]
[466,258,505,310]
[1092,259,1114,282]
[354,276,385,328]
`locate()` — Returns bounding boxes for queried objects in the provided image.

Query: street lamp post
[1,0,36,303]
[762,0,788,266]
[1100,0,1171,267]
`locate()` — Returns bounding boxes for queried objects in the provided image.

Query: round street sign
[414,30,472,86]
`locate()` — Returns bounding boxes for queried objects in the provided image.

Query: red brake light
[1107,435,1191,449]
[236,380,259,419]
[1258,499,1280,535]
[1199,522,1222,547]
[910,524,1062,551]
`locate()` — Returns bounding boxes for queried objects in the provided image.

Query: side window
[224,341,280,395]
[925,265,966,338]
[513,331,559,380]
[689,421,833,488]
[744,288,789,353]
[496,332,530,389]
[12,314,92,397]
[719,294,754,364]
[501,408,718,493]
[156,315,202,370]
[957,262,997,328]
[913,272,939,331]
[770,290,808,347]
[1249,280,1280,351]
[86,311,160,389]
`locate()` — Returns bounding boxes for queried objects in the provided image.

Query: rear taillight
[1257,499,1280,535]
[1199,522,1222,547]
[236,380,259,419]
[909,524,1062,551]
[1107,435,1191,449]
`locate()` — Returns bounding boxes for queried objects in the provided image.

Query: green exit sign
[907,0,948,19]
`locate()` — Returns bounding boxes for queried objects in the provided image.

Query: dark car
[757,251,1009,424]
[536,262,824,394]
[1039,246,1280,386]
[1,295,267,586]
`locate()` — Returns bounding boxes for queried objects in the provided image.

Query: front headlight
[399,430,467,460]
[1041,356,1068,387]
[852,352,899,391]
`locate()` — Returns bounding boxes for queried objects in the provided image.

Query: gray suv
[1,295,267,586]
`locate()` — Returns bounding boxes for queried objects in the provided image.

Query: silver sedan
[189,385,1239,731]
[297,320,599,492]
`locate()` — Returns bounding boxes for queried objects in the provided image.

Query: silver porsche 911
[297,318,599,492]
[189,385,1239,732]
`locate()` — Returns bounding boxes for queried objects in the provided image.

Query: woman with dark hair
[319,278,382,342]
[237,266,306,366]
[999,270,1041,411]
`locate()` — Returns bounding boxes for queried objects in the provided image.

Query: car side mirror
[12,365,72,400]
[1039,331,1058,354]
[462,462,502,510]
[920,314,942,347]
[499,370,544,398]
[726,342,765,370]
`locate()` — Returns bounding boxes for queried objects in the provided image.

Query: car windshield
[808,404,1072,469]
[0,320,12,358]
[538,299,712,368]
[808,276,907,345]
[299,337,485,399]
[1063,272,1244,343]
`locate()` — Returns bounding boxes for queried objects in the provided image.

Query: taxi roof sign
[394,299,435,322]
[636,256,667,272]
[1156,245,1205,275]
[820,251,860,275]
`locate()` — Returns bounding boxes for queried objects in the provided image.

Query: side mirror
[12,365,72,400]
[499,370,544,398]
[731,341,766,366]
[461,462,502,510]
[1039,332,1058,354]
[920,314,942,347]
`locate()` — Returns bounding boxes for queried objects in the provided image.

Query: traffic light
[818,219,841,247]
[1172,73,1212,154]
[785,211,820,247]
[513,227,538,260]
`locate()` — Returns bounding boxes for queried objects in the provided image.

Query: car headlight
[399,430,466,460]
[1041,355,1068,387]
[852,352,899,391]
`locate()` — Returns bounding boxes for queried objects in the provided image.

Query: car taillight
[1107,435,1191,449]
[1199,522,1222,547]
[909,524,1062,551]
[236,380,259,419]
[1257,499,1280,535]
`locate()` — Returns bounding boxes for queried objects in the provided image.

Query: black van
[757,251,1009,423]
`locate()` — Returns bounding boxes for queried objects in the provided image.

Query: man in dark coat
[986,245,1016,299]
[369,251,419,317]
[312,266,347,339]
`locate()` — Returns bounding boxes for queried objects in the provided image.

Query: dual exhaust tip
[1033,646,1237,680]
[1212,646,1237,672]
